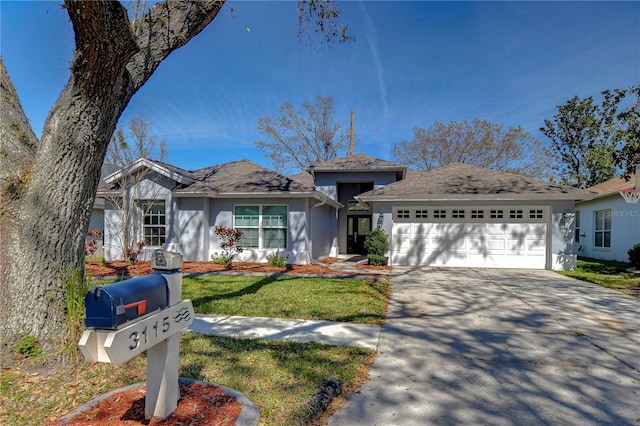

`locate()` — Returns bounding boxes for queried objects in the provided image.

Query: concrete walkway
[329,267,640,426]
[187,314,382,350]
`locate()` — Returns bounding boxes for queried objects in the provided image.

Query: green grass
[1,335,373,425]
[183,274,389,324]
[2,274,385,425]
[558,257,639,297]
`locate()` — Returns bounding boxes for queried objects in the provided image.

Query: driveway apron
[329,268,640,425]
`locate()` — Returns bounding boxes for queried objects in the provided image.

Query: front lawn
[183,274,389,324]
[558,257,640,297]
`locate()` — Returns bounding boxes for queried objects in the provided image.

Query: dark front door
[347,216,372,254]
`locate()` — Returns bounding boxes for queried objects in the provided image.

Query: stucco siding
[576,194,640,262]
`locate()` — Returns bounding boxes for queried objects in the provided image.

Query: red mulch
[50,382,241,425]
[86,259,389,278]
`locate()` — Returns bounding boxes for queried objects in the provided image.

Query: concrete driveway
[329,268,640,425]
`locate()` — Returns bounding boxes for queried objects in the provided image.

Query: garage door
[391,207,547,269]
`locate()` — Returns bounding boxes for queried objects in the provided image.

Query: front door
[347,216,372,254]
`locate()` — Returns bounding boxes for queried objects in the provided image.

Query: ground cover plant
[1,334,373,425]
[182,274,389,324]
[558,257,640,297]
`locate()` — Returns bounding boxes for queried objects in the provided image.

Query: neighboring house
[574,168,639,262]
[100,154,593,270]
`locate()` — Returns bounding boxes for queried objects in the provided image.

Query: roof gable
[358,162,592,201]
[305,154,406,173]
[104,158,195,187]
[585,173,636,196]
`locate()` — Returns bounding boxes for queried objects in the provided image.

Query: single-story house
[99,154,593,270]
[574,168,639,262]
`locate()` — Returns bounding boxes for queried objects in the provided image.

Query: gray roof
[289,170,315,188]
[305,154,406,173]
[175,159,315,194]
[357,162,593,201]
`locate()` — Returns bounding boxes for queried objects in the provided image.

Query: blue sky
[1,1,639,173]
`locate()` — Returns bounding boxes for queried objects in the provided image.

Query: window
[397,210,410,219]
[471,210,484,219]
[415,210,428,218]
[594,209,611,248]
[142,201,166,246]
[490,209,504,219]
[452,210,465,218]
[433,210,446,219]
[509,209,523,219]
[574,210,581,243]
[529,209,544,219]
[234,205,287,249]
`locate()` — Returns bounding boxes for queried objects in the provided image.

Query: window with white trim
[574,210,581,243]
[594,209,611,248]
[141,201,166,246]
[234,205,287,249]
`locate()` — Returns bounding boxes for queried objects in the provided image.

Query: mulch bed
[49,382,241,426]
[86,259,390,278]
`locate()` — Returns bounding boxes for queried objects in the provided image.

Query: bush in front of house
[365,227,389,266]
[628,244,640,268]
[267,251,288,268]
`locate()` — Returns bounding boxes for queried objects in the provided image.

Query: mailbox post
[78,250,193,420]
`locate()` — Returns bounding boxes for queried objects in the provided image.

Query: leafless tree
[256,96,350,173]
[392,119,552,179]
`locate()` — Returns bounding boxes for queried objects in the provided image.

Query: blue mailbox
[85,274,169,329]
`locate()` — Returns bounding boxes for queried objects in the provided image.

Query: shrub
[628,244,640,268]
[364,227,389,256]
[11,334,42,358]
[212,226,244,269]
[368,254,388,266]
[267,251,288,268]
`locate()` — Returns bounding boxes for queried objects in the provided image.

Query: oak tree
[0,0,348,348]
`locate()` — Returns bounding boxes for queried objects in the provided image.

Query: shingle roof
[289,171,315,187]
[585,173,636,196]
[176,159,314,194]
[305,154,406,173]
[357,162,592,200]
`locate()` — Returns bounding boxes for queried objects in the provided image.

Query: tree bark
[0,0,223,347]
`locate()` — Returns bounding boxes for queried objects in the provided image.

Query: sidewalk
[186,314,382,350]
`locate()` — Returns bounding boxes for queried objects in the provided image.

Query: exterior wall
[368,199,577,270]
[309,200,339,259]
[208,197,313,264]
[103,173,174,261]
[174,197,209,261]
[575,194,640,262]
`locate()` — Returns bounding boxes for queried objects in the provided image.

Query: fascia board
[104,158,195,186]
[211,191,343,209]
[358,193,595,203]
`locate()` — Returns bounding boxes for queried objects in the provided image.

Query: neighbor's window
[574,210,581,243]
[142,201,166,246]
[594,209,611,248]
[234,205,287,249]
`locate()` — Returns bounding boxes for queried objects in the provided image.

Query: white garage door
[391,207,547,269]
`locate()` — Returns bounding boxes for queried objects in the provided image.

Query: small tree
[364,227,389,266]
[211,226,244,269]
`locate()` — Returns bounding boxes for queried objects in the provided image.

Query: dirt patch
[49,382,241,426]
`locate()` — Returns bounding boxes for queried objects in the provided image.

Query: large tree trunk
[0,0,223,348]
